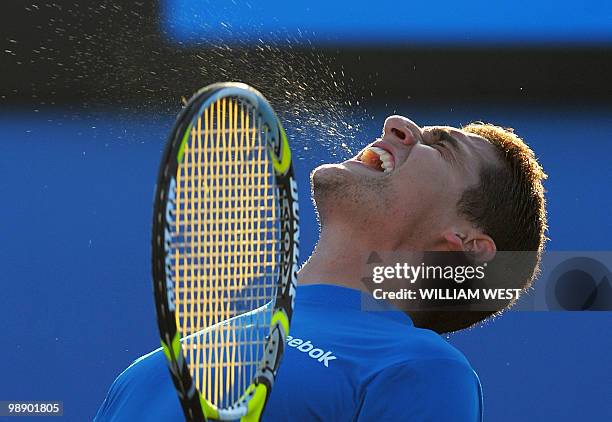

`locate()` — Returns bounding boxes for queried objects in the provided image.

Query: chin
[311,163,352,194]
[311,162,390,226]
[312,162,346,177]
[310,164,350,221]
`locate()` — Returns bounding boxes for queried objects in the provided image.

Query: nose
[383,115,422,145]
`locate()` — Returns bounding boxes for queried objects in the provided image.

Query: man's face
[311,115,499,249]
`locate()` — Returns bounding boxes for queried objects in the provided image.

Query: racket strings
[171,97,280,409]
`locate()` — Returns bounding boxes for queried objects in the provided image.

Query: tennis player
[95,115,547,421]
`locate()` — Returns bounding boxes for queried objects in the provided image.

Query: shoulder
[372,325,480,392]
[372,323,474,370]
[357,357,482,421]
[108,348,170,394]
[393,327,481,402]
[355,328,482,421]
[94,348,183,422]
[122,348,168,379]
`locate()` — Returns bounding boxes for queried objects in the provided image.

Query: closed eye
[432,141,452,161]
[431,140,447,150]
[429,129,459,161]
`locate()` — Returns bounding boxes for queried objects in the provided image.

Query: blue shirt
[95,285,483,421]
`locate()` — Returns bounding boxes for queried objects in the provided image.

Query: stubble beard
[310,165,391,228]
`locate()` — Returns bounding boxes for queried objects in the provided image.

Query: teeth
[368,146,394,173]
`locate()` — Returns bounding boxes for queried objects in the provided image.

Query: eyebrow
[427,128,461,153]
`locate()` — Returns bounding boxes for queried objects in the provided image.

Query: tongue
[361,149,383,171]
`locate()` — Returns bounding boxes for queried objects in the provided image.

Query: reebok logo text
[286,335,337,367]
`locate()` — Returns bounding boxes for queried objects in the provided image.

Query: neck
[298,224,380,292]
[297,220,451,332]
[297,227,440,332]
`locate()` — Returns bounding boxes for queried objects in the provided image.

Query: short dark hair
[416,123,548,334]
[460,122,547,258]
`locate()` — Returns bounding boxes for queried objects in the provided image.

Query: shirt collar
[296,284,414,326]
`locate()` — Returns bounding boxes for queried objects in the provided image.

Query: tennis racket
[152,82,299,422]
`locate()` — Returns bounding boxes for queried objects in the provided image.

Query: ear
[464,234,496,262]
[441,232,466,251]
[441,231,497,262]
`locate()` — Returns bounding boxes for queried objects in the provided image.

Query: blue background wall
[1,104,611,421]
[163,0,612,45]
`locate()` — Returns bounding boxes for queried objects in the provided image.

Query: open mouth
[356,146,395,173]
